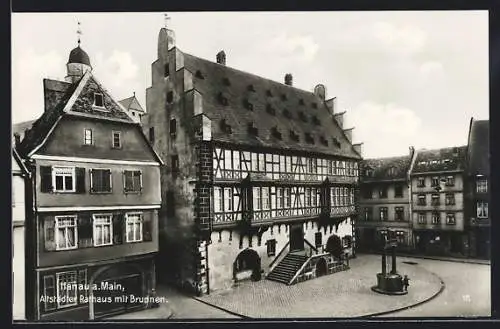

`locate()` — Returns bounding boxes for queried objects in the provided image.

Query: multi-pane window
[53,167,75,192]
[214,187,223,213]
[431,212,441,224]
[379,207,388,221]
[364,207,372,221]
[445,175,455,186]
[126,213,143,242]
[446,213,456,225]
[476,179,488,193]
[477,202,488,218]
[396,231,405,245]
[445,193,455,205]
[55,216,77,250]
[395,207,404,221]
[93,214,113,247]
[224,188,233,212]
[417,177,425,187]
[56,271,78,308]
[284,188,291,208]
[418,213,426,224]
[431,194,440,206]
[431,177,440,187]
[112,131,121,148]
[394,185,403,198]
[123,170,142,193]
[417,194,426,205]
[90,169,112,193]
[305,188,312,207]
[379,187,388,199]
[277,188,285,209]
[84,129,93,145]
[262,187,270,210]
[267,239,276,256]
[43,275,57,311]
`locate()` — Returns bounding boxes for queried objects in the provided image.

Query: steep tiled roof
[182,53,361,159]
[467,119,489,175]
[119,95,145,113]
[17,72,134,156]
[361,155,411,182]
[12,119,37,136]
[412,146,467,174]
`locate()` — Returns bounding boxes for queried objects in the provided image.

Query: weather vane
[164,13,171,29]
[77,21,82,46]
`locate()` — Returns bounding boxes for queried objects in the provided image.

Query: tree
[325,234,343,259]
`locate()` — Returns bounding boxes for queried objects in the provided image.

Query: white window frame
[418,213,426,224]
[431,212,441,224]
[262,187,270,210]
[90,168,112,193]
[223,187,233,212]
[477,202,488,218]
[52,166,76,193]
[446,213,456,225]
[55,215,78,250]
[83,128,93,145]
[92,214,113,247]
[125,212,143,243]
[214,187,223,213]
[123,170,143,193]
[476,179,488,193]
[418,177,425,187]
[56,271,78,308]
[112,131,122,149]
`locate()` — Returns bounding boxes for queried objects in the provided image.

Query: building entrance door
[290,224,304,251]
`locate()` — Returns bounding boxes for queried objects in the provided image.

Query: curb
[362,252,490,266]
[193,297,248,319]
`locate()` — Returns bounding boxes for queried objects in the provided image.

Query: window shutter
[76,167,86,194]
[89,169,94,192]
[40,166,53,193]
[143,213,153,242]
[139,171,143,191]
[44,217,56,251]
[107,170,112,191]
[78,213,93,246]
[113,213,124,244]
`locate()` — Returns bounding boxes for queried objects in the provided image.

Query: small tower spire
[77,21,82,46]
[164,13,171,29]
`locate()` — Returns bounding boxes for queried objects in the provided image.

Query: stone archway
[316,257,327,277]
[233,248,261,281]
[88,263,145,320]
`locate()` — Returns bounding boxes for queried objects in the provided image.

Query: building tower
[65,22,92,83]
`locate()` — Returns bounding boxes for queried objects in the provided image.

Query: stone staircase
[266,253,309,285]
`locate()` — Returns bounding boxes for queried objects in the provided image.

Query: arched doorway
[90,263,144,319]
[316,258,327,277]
[233,248,261,281]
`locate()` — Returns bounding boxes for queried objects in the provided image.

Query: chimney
[284,73,293,86]
[216,51,226,65]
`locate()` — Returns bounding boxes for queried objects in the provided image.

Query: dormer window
[312,116,321,125]
[281,94,287,101]
[388,167,396,176]
[305,133,314,144]
[299,111,308,122]
[94,93,104,107]
[218,92,228,106]
[312,102,318,109]
[195,70,204,79]
[271,126,282,140]
[283,109,292,119]
[247,84,255,92]
[320,135,328,146]
[220,119,232,134]
[266,104,276,115]
[222,77,231,86]
[289,130,299,142]
[332,137,341,148]
[247,122,258,136]
[243,99,254,111]
[266,90,273,97]
[299,99,305,105]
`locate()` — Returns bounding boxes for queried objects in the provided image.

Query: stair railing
[304,239,318,256]
[269,241,290,273]
[288,252,329,285]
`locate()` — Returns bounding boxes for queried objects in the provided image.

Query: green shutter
[75,167,86,194]
[44,217,56,251]
[40,166,52,193]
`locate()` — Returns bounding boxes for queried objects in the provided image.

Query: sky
[11,11,489,158]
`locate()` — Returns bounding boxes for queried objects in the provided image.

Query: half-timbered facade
[357,148,417,253]
[145,27,362,294]
[16,44,163,320]
[464,118,490,259]
[410,146,468,257]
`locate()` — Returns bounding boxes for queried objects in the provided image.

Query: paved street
[196,254,443,318]
[377,257,491,317]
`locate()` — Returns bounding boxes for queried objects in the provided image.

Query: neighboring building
[144,27,362,294]
[12,148,31,320]
[119,93,146,124]
[464,119,490,259]
[357,147,416,253]
[16,42,163,320]
[410,146,468,257]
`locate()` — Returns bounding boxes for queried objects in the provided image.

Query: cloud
[94,50,139,88]
[261,33,319,63]
[12,48,65,123]
[372,21,427,54]
[419,61,445,81]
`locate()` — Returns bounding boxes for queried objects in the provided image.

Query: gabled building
[16,42,163,320]
[357,147,416,252]
[12,148,31,320]
[119,93,146,124]
[144,27,362,294]
[464,118,490,259]
[410,146,468,257]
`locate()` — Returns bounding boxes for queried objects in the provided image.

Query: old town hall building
[144,27,362,294]
[16,41,163,320]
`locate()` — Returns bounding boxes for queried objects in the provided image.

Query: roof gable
[361,155,411,181]
[182,53,361,159]
[119,95,145,113]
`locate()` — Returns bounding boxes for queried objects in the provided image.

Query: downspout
[407,147,418,250]
[27,159,39,320]
[205,240,210,295]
